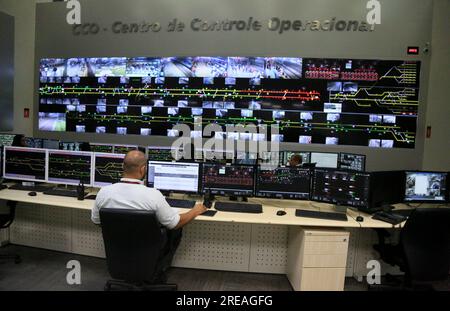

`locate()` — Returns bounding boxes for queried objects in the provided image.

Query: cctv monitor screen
[339,153,366,172]
[114,145,138,154]
[404,171,448,203]
[256,166,311,200]
[42,139,60,150]
[310,152,339,168]
[0,134,15,147]
[147,161,200,193]
[93,153,125,187]
[201,163,255,196]
[3,147,47,182]
[312,168,370,208]
[281,151,311,166]
[47,150,93,186]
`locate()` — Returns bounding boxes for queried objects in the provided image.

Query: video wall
[38,56,420,148]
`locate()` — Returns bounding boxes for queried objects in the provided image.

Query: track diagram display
[38,56,420,148]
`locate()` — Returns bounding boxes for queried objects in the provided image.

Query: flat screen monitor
[42,139,60,150]
[3,147,47,182]
[25,138,44,149]
[0,134,15,147]
[201,163,255,196]
[367,171,405,212]
[203,149,234,164]
[281,151,311,166]
[47,150,93,186]
[312,168,370,208]
[404,171,448,203]
[256,166,311,200]
[59,141,81,151]
[114,145,138,155]
[148,146,183,162]
[310,152,339,168]
[147,161,200,193]
[91,143,114,153]
[235,152,258,165]
[93,153,125,187]
[339,153,366,172]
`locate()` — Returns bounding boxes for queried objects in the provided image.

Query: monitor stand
[8,182,50,192]
[333,204,348,213]
[230,195,248,203]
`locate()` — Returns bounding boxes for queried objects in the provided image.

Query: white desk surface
[2,187,437,229]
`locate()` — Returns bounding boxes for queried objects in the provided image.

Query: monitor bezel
[404,170,449,203]
[47,150,94,186]
[3,146,48,183]
[338,152,367,172]
[92,152,125,188]
[200,163,256,197]
[311,167,371,208]
[310,151,340,169]
[147,160,201,194]
[255,165,311,200]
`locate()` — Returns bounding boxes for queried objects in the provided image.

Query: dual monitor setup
[1,146,448,213]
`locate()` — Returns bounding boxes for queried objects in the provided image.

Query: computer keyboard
[295,209,348,221]
[372,211,407,225]
[201,210,217,217]
[391,209,413,217]
[8,184,50,192]
[43,189,84,198]
[165,198,196,208]
[214,201,263,214]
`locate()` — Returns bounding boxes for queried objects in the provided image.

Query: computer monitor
[42,139,60,150]
[339,153,366,172]
[281,151,311,166]
[147,161,200,193]
[47,150,93,186]
[93,153,125,187]
[404,171,448,203]
[367,171,405,212]
[148,146,183,162]
[25,137,44,149]
[201,163,255,196]
[259,151,281,166]
[3,147,47,182]
[91,143,114,153]
[310,152,339,168]
[235,152,258,165]
[312,168,370,208]
[113,145,138,154]
[256,166,311,200]
[203,149,234,164]
[59,141,81,151]
[0,134,15,147]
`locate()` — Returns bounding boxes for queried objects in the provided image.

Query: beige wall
[0,0,449,171]
[0,0,50,136]
[422,0,450,171]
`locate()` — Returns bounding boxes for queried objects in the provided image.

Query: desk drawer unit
[287,227,349,291]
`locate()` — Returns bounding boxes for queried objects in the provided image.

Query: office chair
[99,208,177,291]
[372,208,450,290]
[0,201,21,264]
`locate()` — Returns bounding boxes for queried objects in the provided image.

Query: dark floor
[0,245,447,291]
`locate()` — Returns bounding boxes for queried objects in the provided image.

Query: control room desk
[0,188,409,291]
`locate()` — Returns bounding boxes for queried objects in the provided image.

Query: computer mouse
[277,210,287,216]
[28,192,37,197]
[356,216,364,222]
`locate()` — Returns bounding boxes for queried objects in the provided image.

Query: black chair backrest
[100,208,164,283]
[401,208,450,282]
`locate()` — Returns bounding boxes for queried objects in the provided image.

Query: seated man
[288,154,302,167]
[91,150,206,281]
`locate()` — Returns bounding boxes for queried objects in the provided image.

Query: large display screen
[38,56,420,148]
